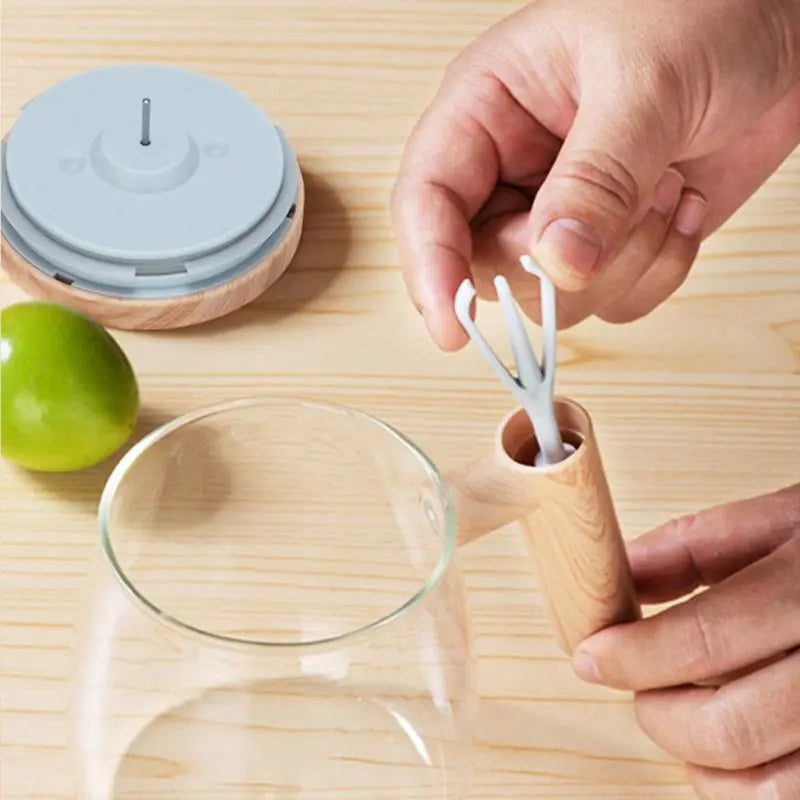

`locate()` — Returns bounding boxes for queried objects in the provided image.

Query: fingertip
[572,625,640,690]
[673,190,709,238]
[538,259,593,293]
[572,631,611,681]
[572,648,602,684]
[412,251,476,351]
[528,229,595,292]
[653,167,685,216]
[421,305,470,351]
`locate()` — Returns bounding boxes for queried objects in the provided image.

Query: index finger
[392,81,500,350]
[573,537,800,691]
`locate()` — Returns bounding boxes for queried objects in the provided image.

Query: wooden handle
[448,397,641,655]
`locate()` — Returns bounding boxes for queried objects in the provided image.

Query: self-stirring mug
[72,381,639,799]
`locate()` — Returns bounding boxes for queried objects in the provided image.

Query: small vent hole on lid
[53,273,74,286]
[135,262,189,277]
[286,204,296,219]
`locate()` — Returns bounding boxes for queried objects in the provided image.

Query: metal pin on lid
[140,98,152,146]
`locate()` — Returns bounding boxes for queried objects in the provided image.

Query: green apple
[1,301,140,472]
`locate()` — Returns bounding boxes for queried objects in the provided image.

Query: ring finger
[597,188,707,324]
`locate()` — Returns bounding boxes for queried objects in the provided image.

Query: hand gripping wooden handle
[448,397,641,655]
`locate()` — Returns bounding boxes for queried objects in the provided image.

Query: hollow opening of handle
[500,398,591,469]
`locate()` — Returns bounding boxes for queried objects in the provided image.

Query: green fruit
[1,301,140,472]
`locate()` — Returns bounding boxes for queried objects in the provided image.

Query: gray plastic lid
[1,64,299,298]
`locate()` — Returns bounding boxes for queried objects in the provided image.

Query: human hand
[571,484,800,799]
[391,0,800,349]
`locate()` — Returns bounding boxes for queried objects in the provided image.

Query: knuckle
[624,52,680,104]
[615,46,704,143]
[675,509,708,542]
[657,512,695,541]
[642,61,694,139]
[443,47,470,81]
[756,0,800,90]
[554,149,640,217]
[696,696,760,770]
[443,48,496,91]
[670,511,709,581]
[685,601,722,675]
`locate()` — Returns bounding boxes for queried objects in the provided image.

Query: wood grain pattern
[1,2,798,799]
[451,399,641,655]
[1,174,305,330]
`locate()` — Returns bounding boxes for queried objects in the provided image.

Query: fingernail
[538,218,602,278]
[673,193,708,237]
[653,168,685,215]
[572,649,601,683]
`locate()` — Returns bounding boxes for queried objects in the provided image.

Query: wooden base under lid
[0,175,305,331]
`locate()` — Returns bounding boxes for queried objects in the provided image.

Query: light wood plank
[1,2,798,798]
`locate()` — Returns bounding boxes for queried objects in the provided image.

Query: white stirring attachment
[454,255,570,467]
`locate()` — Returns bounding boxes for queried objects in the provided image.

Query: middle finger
[634,648,800,770]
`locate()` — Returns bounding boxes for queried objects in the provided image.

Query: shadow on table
[164,167,352,337]
[20,405,174,514]
[469,697,686,793]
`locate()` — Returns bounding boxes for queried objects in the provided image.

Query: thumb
[529,97,677,291]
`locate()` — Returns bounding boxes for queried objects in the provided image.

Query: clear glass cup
[72,396,476,800]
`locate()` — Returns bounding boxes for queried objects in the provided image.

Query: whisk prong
[494,275,543,391]
[454,279,523,399]
[454,259,568,466]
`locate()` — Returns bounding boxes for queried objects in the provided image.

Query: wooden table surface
[1,2,798,798]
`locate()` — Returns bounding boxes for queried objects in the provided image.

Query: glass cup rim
[98,394,458,651]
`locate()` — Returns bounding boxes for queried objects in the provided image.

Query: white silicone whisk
[454,255,569,467]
